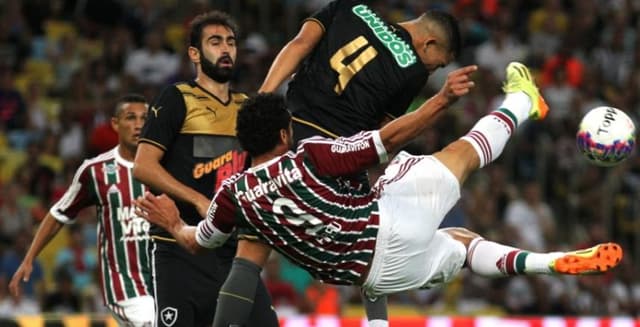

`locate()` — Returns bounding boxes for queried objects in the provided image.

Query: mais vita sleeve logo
[352,4,417,68]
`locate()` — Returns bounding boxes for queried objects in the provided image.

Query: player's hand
[135,192,182,231]
[9,262,32,298]
[438,65,477,104]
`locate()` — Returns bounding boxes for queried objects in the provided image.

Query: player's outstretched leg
[462,61,549,167]
[467,237,623,276]
[434,62,549,183]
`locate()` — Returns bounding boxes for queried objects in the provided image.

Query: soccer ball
[576,106,636,167]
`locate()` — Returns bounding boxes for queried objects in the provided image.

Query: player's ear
[424,38,437,51]
[279,128,289,145]
[188,46,200,63]
[110,116,118,132]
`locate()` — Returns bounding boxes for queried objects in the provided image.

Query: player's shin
[466,237,559,276]
[459,92,530,168]
[361,290,388,327]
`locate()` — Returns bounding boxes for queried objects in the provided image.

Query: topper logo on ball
[596,107,618,135]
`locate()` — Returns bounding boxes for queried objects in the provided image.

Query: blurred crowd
[0,0,638,319]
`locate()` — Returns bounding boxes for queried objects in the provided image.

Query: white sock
[467,238,563,276]
[460,91,531,167]
[500,91,531,124]
[368,319,389,327]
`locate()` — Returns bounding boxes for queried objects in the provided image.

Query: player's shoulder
[298,135,336,147]
[154,82,187,106]
[173,80,198,94]
[229,90,249,105]
[73,148,117,176]
[157,81,187,94]
[220,171,245,190]
[221,174,239,187]
[86,148,117,164]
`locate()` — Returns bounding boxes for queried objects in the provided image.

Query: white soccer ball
[576,106,636,167]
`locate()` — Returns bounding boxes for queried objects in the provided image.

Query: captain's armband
[195,220,232,248]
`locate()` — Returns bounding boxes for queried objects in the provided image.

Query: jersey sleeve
[50,161,97,224]
[195,189,236,249]
[304,0,352,31]
[138,85,186,151]
[301,130,388,177]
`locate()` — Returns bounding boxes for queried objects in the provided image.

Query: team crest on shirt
[102,163,119,175]
[160,307,178,326]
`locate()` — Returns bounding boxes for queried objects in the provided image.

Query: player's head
[405,10,461,73]
[188,11,239,83]
[237,93,293,157]
[111,94,148,151]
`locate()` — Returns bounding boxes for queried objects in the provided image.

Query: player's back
[225,149,379,285]
[288,0,428,137]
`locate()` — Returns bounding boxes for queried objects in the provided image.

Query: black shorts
[152,240,277,327]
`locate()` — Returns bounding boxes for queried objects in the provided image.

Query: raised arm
[379,65,477,154]
[258,21,324,93]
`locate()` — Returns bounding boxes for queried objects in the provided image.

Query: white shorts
[362,152,466,297]
[108,295,155,327]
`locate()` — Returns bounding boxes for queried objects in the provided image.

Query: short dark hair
[236,93,292,157]
[424,10,461,59]
[113,93,147,117]
[189,11,239,49]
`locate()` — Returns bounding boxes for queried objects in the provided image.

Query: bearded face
[200,50,235,83]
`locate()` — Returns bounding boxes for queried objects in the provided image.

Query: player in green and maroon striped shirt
[9,94,154,327]
[138,64,623,327]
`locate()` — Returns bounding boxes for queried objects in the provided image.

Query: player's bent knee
[440,227,480,247]
[433,140,480,183]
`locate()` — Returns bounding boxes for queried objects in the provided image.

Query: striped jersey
[51,146,152,305]
[197,131,389,285]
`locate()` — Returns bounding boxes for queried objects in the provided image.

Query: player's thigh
[364,154,463,296]
[375,152,461,238]
[363,230,466,296]
[418,230,467,289]
[109,295,154,327]
[153,243,220,327]
[153,245,196,327]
